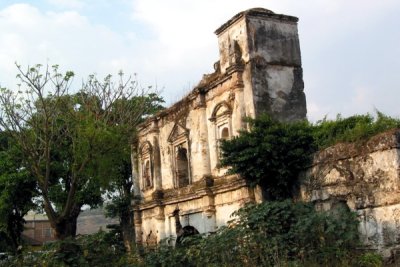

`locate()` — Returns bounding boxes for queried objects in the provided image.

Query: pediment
[168,123,188,143]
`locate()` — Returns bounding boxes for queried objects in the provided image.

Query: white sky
[0,0,399,121]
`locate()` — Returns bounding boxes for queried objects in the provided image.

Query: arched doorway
[176,225,200,245]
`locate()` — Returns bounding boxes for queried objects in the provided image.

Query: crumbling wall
[301,129,400,257]
[246,11,306,121]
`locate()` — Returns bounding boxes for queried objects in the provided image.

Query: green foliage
[0,201,372,267]
[0,63,164,239]
[0,131,36,253]
[104,94,164,251]
[141,200,360,267]
[313,111,400,149]
[357,252,383,267]
[220,114,315,200]
[231,200,360,265]
[5,231,127,267]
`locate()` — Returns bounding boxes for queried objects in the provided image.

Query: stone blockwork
[132,8,306,245]
[301,129,400,257]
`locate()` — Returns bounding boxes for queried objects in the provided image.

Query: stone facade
[132,8,306,245]
[301,129,400,258]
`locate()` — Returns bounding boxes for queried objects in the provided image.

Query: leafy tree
[220,114,315,200]
[0,64,161,240]
[105,94,164,253]
[0,131,36,253]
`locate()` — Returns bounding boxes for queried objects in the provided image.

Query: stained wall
[301,129,400,257]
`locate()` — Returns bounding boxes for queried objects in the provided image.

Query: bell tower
[215,8,307,121]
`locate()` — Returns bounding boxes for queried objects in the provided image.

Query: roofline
[214,7,298,35]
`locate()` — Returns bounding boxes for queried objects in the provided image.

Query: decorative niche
[168,123,191,188]
[139,141,153,190]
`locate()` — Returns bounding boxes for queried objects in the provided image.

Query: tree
[220,114,315,200]
[105,94,164,252]
[0,64,161,240]
[0,131,36,253]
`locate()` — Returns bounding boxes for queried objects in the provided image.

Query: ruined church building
[132,8,400,257]
[132,8,306,245]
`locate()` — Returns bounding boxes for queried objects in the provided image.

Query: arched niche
[139,141,154,190]
[168,123,192,188]
[176,147,189,187]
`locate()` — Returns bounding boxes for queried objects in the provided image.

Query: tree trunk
[54,215,78,240]
[7,220,19,253]
[121,209,134,253]
[52,205,81,240]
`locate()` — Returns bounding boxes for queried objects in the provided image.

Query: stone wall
[301,129,400,257]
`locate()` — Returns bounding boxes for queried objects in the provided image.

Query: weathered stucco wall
[246,15,306,121]
[301,129,400,257]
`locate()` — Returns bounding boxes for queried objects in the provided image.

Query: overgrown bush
[357,252,383,267]
[313,111,400,149]
[142,200,360,267]
[4,230,127,267]
[220,114,315,200]
[0,202,369,267]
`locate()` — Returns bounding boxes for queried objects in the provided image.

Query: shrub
[220,115,315,200]
[141,200,360,267]
[313,112,400,149]
[357,252,383,267]
[3,204,361,266]
[4,231,127,267]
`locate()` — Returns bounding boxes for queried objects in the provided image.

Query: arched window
[221,127,230,140]
[210,101,232,162]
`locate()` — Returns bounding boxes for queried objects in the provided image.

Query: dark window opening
[221,127,229,140]
[176,147,189,187]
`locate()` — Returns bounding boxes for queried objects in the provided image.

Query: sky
[0,0,399,121]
